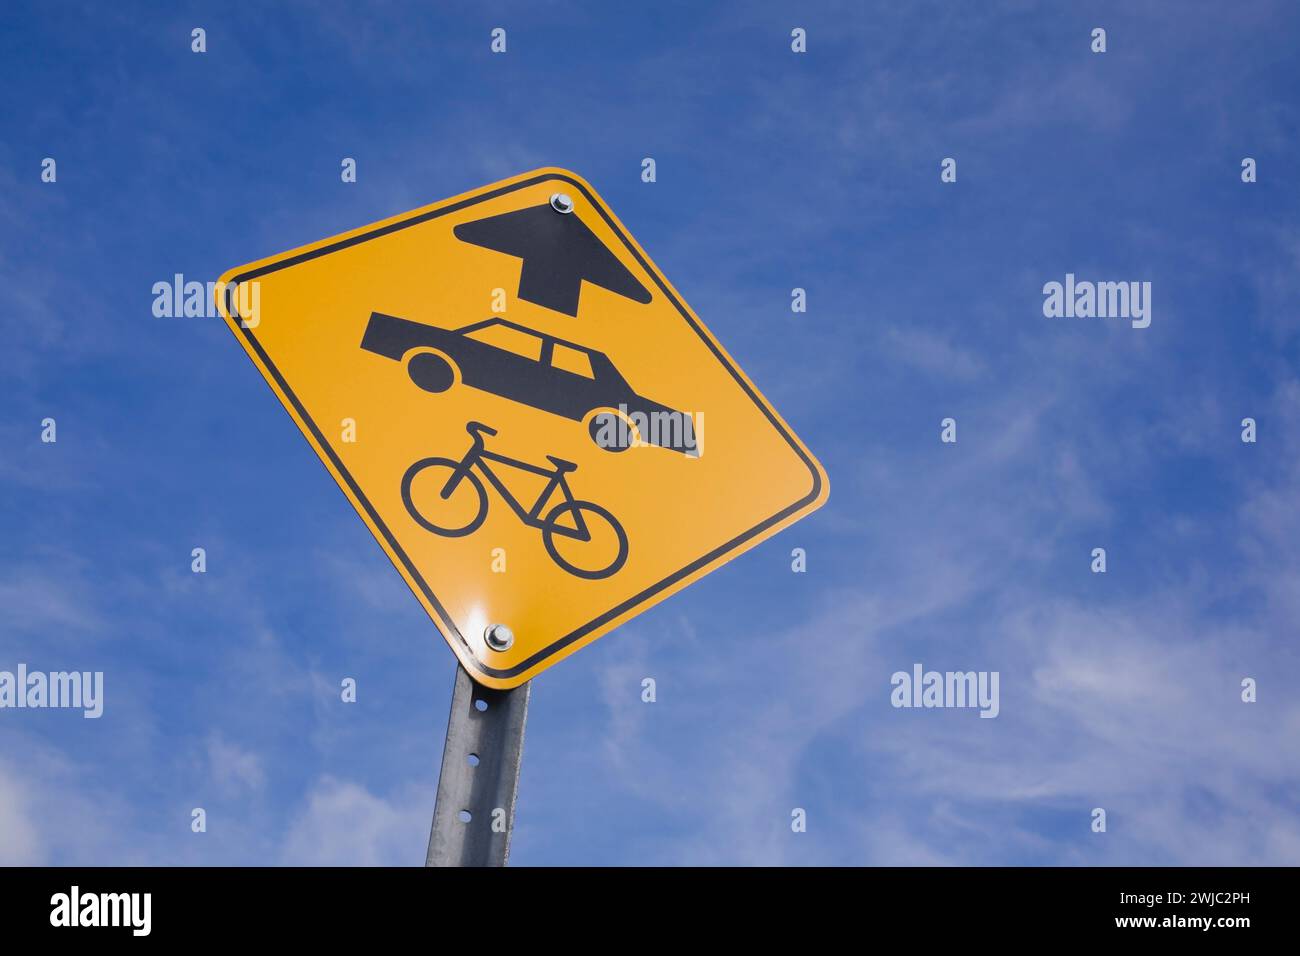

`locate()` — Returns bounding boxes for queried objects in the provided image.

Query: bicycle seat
[546,455,578,473]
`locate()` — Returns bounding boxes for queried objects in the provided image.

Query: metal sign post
[216,168,829,865]
[426,664,530,867]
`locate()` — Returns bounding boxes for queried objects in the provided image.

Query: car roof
[455,317,603,357]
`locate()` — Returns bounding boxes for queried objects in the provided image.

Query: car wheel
[587,409,636,452]
[407,352,455,393]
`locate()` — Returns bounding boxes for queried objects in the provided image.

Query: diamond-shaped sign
[216,168,828,687]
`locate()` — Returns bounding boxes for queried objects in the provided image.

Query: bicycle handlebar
[466,421,498,438]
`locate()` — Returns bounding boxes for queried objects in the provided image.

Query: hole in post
[474,699,488,712]
[458,810,472,823]
[467,753,480,767]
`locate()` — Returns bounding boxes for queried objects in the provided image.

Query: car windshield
[551,343,594,378]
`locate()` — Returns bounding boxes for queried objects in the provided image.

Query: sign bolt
[485,623,514,652]
[549,192,574,214]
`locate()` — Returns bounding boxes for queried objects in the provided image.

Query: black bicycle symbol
[401,421,629,580]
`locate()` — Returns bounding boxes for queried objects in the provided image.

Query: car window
[464,324,542,361]
[551,343,594,378]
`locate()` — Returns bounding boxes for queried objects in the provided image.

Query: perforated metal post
[426,663,530,867]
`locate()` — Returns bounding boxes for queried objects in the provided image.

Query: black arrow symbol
[454,203,652,317]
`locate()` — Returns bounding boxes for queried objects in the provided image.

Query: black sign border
[225,171,824,681]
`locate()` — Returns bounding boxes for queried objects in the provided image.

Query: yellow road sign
[216,168,828,688]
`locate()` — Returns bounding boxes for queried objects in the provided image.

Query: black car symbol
[360,312,697,454]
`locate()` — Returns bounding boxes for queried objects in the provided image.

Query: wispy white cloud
[279,776,429,866]
[0,758,43,865]
[206,733,267,797]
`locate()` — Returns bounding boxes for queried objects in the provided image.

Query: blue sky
[2,0,1299,865]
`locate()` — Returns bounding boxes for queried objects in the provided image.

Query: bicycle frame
[446,442,592,541]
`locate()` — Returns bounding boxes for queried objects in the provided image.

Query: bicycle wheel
[542,500,629,580]
[401,457,487,538]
